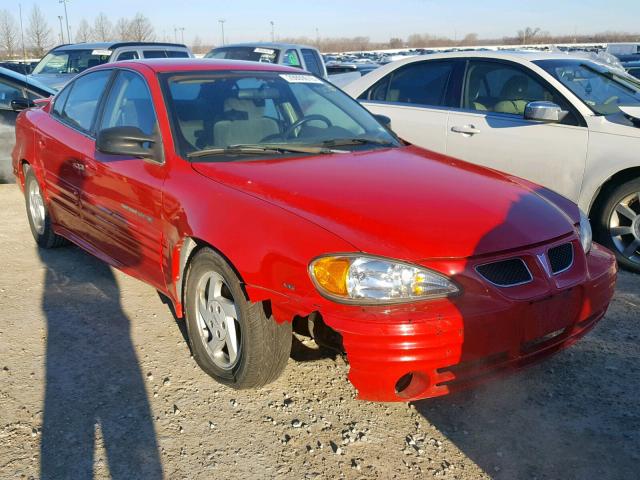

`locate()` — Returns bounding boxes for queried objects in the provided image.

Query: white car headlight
[578,210,593,254]
[309,255,460,304]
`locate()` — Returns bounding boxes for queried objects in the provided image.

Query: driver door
[446,60,588,202]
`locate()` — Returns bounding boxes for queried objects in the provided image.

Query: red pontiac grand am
[12,59,617,401]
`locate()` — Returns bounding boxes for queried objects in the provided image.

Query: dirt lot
[0,183,638,479]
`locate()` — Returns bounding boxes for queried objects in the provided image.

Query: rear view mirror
[373,114,392,130]
[96,126,157,159]
[524,101,568,123]
[11,98,35,112]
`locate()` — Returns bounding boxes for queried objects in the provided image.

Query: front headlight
[309,254,460,304]
[578,210,593,254]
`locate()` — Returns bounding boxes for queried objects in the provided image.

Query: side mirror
[11,98,35,112]
[96,126,157,159]
[524,101,569,123]
[373,113,392,130]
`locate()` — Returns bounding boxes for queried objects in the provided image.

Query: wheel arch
[588,167,640,217]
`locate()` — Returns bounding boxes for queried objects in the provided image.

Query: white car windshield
[536,59,640,115]
[32,49,111,75]
[162,71,399,160]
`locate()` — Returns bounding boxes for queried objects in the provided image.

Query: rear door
[85,68,166,289]
[38,70,113,237]
[446,59,588,201]
[357,59,461,153]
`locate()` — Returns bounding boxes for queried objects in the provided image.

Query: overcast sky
[7,0,640,45]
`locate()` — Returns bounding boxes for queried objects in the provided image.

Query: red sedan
[12,59,617,401]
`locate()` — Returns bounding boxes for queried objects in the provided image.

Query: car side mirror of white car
[524,101,569,123]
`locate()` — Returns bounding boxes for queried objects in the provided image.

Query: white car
[344,51,640,272]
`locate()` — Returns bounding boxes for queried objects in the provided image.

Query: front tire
[593,178,640,273]
[184,247,292,389]
[24,165,68,249]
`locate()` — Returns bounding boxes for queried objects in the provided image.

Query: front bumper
[318,240,617,402]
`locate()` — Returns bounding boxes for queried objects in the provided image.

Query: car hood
[28,73,73,92]
[192,146,576,260]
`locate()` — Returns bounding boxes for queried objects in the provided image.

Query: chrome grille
[475,259,532,287]
[548,243,574,274]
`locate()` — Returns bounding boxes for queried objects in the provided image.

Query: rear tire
[593,178,640,273]
[184,247,292,389]
[24,165,68,249]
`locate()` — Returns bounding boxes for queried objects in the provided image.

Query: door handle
[451,125,481,135]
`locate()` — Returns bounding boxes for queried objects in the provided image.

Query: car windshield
[162,71,399,160]
[535,59,640,115]
[205,47,280,64]
[32,49,111,75]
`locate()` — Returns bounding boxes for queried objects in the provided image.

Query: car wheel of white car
[23,165,68,249]
[184,247,292,389]
[595,178,640,273]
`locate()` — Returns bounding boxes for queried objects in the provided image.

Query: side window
[58,70,111,132]
[282,49,302,69]
[116,51,139,61]
[166,50,189,58]
[52,85,71,116]
[98,70,158,136]
[383,61,455,107]
[301,49,322,76]
[143,50,168,59]
[0,79,24,110]
[464,60,575,122]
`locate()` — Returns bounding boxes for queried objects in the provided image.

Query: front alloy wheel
[184,247,292,389]
[595,178,640,273]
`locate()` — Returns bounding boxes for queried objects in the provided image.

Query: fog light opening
[395,373,414,394]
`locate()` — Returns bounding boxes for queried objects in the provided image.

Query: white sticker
[91,49,112,56]
[279,74,323,84]
[254,48,275,55]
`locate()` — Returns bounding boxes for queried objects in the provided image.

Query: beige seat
[494,75,529,115]
[213,98,279,146]
[466,74,488,111]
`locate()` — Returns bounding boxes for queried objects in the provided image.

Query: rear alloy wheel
[595,178,640,273]
[24,165,68,249]
[184,248,292,389]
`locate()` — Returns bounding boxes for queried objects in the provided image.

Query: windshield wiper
[187,144,344,159]
[318,137,395,148]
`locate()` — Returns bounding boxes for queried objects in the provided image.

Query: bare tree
[27,5,52,56]
[114,17,131,40]
[128,13,154,42]
[75,18,92,43]
[93,13,112,42]
[518,27,541,44]
[0,10,19,59]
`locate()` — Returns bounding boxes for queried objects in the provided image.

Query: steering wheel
[603,95,619,105]
[283,115,332,139]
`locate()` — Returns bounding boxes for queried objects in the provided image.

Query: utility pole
[218,19,226,45]
[18,4,26,60]
[57,16,64,43]
[59,0,71,45]
[270,21,275,42]
[179,27,185,44]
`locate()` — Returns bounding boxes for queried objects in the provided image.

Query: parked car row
[11,56,618,402]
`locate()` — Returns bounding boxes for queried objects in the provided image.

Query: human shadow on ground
[38,246,163,479]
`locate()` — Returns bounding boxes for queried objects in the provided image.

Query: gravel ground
[0,183,638,480]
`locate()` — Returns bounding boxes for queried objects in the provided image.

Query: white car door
[446,59,588,202]
[356,60,461,154]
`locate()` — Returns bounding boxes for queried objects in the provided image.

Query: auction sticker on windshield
[254,48,275,54]
[280,74,323,84]
[91,49,112,56]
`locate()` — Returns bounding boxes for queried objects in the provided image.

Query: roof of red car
[107,58,301,74]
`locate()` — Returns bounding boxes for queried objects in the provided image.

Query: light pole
[174,27,178,43]
[57,16,64,43]
[218,19,226,46]
[18,3,26,59]
[270,21,275,42]
[179,27,185,44]
[59,0,71,45]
